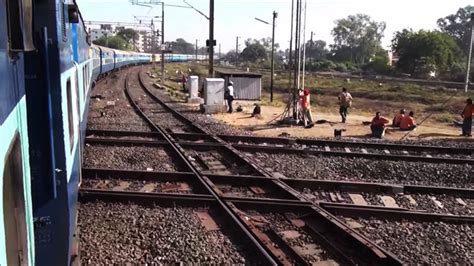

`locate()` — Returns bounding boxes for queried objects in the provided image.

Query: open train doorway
[3,134,29,265]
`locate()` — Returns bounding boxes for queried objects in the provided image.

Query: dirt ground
[213,100,473,142]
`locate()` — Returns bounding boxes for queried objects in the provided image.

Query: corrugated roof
[216,70,262,78]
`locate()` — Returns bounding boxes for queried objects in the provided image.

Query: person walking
[301,88,314,128]
[225,80,235,113]
[461,98,473,137]
[370,112,390,138]
[338,87,352,123]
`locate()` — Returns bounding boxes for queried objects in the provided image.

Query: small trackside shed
[216,70,262,100]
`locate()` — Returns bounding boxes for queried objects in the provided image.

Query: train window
[66,79,74,150]
[3,134,29,265]
[5,0,34,53]
[83,65,88,99]
[75,71,81,125]
[67,4,79,24]
[61,2,67,42]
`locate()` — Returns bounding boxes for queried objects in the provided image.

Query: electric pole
[236,36,240,54]
[310,31,314,71]
[270,11,277,102]
[209,0,214,76]
[219,43,221,59]
[161,2,165,83]
[465,12,474,93]
[195,39,198,61]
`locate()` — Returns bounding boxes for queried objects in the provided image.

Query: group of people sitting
[370,109,417,138]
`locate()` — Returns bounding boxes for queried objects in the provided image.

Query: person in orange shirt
[300,88,314,128]
[461,98,473,137]
[392,109,405,127]
[400,111,417,131]
[371,112,390,138]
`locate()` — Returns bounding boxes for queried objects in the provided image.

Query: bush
[308,60,337,71]
[335,63,347,72]
[363,55,391,74]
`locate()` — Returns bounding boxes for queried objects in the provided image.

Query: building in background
[87,23,159,52]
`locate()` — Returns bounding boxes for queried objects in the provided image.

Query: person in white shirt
[225,80,235,113]
[338,87,353,123]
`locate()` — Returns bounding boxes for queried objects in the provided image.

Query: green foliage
[331,14,386,64]
[392,29,461,76]
[116,28,139,44]
[240,39,268,62]
[307,60,336,71]
[305,40,328,61]
[93,35,129,50]
[170,38,195,54]
[335,62,347,72]
[363,55,391,74]
[437,6,474,53]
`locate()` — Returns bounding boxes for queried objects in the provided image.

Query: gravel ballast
[83,144,188,172]
[350,218,473,264]
[253,153,473,188]
[79,201,249,264]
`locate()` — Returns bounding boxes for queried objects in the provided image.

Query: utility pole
[465,12,474,93]
[195,39,198,61]
[236,36,240,54]
[289,0,295,117]
[270,11,277,102]
[209,0,214,77]
[161,2,165,83]
[219,43,221,59]
[310,31,314,71]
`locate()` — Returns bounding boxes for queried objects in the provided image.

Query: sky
[77,0,472,53]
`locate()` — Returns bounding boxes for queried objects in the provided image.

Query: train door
[98,46,103,77]
[3,135,29,265]
[113,50,116,71]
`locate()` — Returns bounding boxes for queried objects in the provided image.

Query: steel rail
[219,134,474,155]
[124,72,279,264]
[85,129,473,164]
[320,202,474,224]
[282,178,474,197]
[137,69,402,264]
[233,143,474,164]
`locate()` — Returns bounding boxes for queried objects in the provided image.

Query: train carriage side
[114,49,127,69]
[91,45,101,81]
[22,0,93,264]
[100,46,115,74]
[0,0,36,265]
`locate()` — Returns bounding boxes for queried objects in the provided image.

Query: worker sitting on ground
[301,88,314,128]
[400,111,417,131]
[251,103,262,118]
[370,112,390,138]
[392,109,405,127]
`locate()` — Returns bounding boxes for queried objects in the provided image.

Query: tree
[331,14,386,64]
[93,35,129,50]
[305,40,328,61]
[117,28,139,46]
[392,29,461,76]
[437,6,474,53]
[170,38,194,54]
[240,39,267,62]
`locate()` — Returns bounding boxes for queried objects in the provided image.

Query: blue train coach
[0,0,36,264]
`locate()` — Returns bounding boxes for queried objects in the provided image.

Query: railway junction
[79,65,473,265]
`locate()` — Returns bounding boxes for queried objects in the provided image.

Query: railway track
[80,67,474,264]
